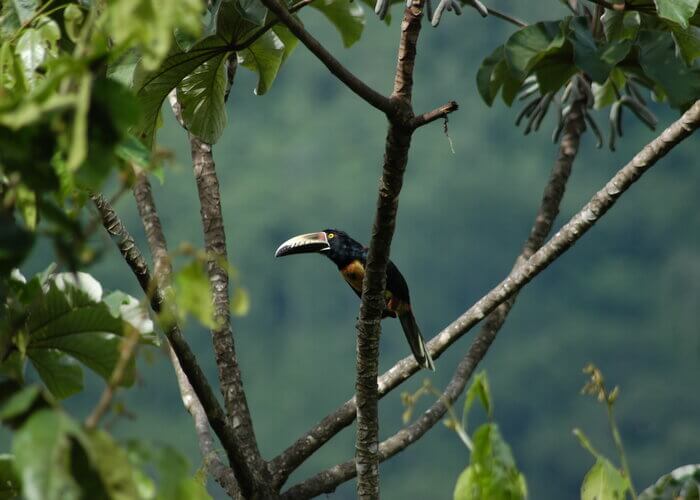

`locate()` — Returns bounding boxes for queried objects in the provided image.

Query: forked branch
[272,99,700,489]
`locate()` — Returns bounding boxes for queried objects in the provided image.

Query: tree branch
[279,89,590,499]
[132,175,240,497]
[353,1,426,496]
[84,323,142,431]
[90,193,244,493]
[271,99,700,487]
[168,93,273,495]
[168,345,241,498]
[258,0,393,115]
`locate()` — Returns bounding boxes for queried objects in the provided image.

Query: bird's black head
[275,229,364,267]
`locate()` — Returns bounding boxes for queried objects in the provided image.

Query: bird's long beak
[275,231,330,257]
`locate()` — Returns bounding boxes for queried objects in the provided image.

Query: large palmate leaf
[504,20,568,78]
[238,30,285,95]
[569,16,632,83]
[176,49,229,144]
[4,271,156,399]
[134,35,229,146]
[311,0,365,48]
[638,30,700,109]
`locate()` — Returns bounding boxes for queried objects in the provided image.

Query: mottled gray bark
[132,175,240,497]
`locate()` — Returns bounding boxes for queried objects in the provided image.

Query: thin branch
[84,324,142,430]
[169,93,273,496]
[168,345,241,498]
[90,193,244,490]
[132,174,239,497]
[233,0,316,50]
[271,99,700,487]
[258,0,393,115]
[411,100,459,129]
[483,5,527,28]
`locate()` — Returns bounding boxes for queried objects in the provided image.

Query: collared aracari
[274,229,435,371]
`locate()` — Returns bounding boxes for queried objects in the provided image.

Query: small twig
[410,100,459,129]
[85,324,142,430]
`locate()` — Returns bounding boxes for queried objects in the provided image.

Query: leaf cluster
[477,0,700,147]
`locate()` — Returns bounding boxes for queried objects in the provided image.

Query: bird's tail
[398,311,435,371]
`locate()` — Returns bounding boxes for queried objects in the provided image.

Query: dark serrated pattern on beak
[275,232,330,257]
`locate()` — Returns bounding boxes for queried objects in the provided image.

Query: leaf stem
[606,402,637,499]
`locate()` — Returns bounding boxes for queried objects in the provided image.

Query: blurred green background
[15,0,700,497]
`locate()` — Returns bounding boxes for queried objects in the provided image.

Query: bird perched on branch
[275,229,435,371]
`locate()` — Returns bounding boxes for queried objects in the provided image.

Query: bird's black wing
[386,259,411,302]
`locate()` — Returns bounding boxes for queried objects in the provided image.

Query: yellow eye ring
[327,233,335,239]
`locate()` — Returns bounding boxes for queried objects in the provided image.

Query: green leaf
[535,58,577,94]
[102,291,157,343]
[505,20,567,78]
[581,459,630,500]
[0,454,21,498]
[638,29,700,109]
[27,349,83,399]
[134,35,229,147]
[311,0,365,48]
[231,287,250,316]
[115,134,152,168]
[639,464,700,500]
[653,0,699,29]
[602,10,641,41]
[126,441,212,500]
[15,28,45,86]
[476,45,506,106]
[592,67,626,109]
[0,214,34,275]
[34,333,136,386]
[454,423,527,500]
[463,371,492,432]
[176,50,229,144]
[63,4,84,43]
[273,24,299,63]
[173,261,215,328]
[86,431,140,500]
[105,0,204,71]
[19,276,155,396]
[569,16,631,82]
[238,30,285,95]
[0,384,41,421]
[0,0,39,37]
[12,410,81,500]
[671,25,700,64]
[76,77,141,189]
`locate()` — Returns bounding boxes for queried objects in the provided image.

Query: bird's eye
[327,233,335,239]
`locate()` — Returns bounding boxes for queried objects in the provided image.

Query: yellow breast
[340,260,365,293]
